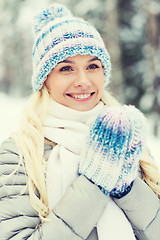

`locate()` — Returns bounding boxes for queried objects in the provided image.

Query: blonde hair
[12,86,160,222]
[12,86,51,221]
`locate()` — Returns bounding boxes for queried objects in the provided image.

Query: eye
[59,66,73,72]
[87,64,100,70]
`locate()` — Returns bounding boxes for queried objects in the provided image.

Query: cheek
[46,76,60,93]
[95,74,105,92]
[46,78,69,101]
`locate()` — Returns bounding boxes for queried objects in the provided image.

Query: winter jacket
[0,138,160,240]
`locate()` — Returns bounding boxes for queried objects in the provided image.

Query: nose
[74,70,91,89]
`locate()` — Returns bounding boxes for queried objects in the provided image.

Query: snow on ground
[0,91,160,168]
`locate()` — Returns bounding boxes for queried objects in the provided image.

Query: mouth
[66,92,95,100]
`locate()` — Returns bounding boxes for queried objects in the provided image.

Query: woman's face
[45,54,105,111]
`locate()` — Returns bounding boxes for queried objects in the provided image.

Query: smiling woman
[45,54,105,111]
[1,3,160,240]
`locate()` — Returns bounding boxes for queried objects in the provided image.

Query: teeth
[73,94,91,99]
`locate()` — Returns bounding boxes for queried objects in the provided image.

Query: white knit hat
[32,3,111,92]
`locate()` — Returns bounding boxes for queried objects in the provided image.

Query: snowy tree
[0,0,32,96]
[143,0,160,136]
[117,0,149,108]
[0,0,51,96]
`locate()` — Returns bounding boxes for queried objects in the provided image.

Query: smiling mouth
[66,92,95,99]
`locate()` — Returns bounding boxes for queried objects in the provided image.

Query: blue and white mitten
[110,105,146,198]
[79,105,146,196]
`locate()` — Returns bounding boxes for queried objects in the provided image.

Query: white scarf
[43,100,136,240]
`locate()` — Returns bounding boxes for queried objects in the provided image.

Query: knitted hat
[32,3,111,92]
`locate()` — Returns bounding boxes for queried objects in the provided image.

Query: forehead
[59,54,100,64]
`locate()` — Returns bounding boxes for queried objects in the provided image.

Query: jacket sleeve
[0,138,108,240]
[113,177,160,240]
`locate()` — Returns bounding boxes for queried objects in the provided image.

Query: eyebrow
[58,57,100,64]
[88,57,100,62]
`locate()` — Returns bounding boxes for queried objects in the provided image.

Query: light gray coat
[0,138,160,239]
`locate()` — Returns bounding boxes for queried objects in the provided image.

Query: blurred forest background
[1,0,160,137]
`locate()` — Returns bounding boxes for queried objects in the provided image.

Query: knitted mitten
[79,105,146,196]
[110,105,146,198]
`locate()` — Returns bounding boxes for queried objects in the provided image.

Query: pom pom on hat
[33,4,72,36]
[32,3,111,92]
